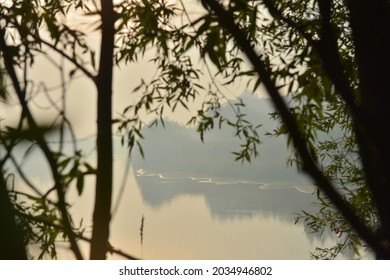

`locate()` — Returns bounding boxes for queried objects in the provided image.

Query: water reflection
[134,169,315,222]
[109,167,326,260]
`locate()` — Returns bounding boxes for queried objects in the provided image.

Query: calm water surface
[108,167,322,260]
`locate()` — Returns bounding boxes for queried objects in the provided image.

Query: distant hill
[131,94,312,187]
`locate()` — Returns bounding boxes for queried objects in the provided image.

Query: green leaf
[83,162,96,174]
[76,174,84,196]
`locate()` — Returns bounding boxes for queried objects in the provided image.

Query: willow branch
[16,210,138,260]
[1,14,96,82]
[263,0,361,120]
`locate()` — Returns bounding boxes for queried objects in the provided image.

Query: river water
[110,167,320,259]
[95,117,334,260]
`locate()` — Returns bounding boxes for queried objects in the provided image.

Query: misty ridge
[130,93,318,221]
[132,93,313,186]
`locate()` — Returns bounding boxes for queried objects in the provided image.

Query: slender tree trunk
[90,0,116,260]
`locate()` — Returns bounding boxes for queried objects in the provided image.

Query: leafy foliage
[0,0,101,259]
[255,1,374,258]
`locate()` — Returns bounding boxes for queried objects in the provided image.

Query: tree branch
[15,210,138,260]
[263,0,362,120]
[0,28,84,260]
[1,14,97,82]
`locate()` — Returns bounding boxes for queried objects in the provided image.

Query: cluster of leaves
[256,0,373,258]
[2,170,85,259]
[0,0,96,74]
[296,112,376,259]
[0,122,94,258]
[0,0,99,259]
[115,0,261,162]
